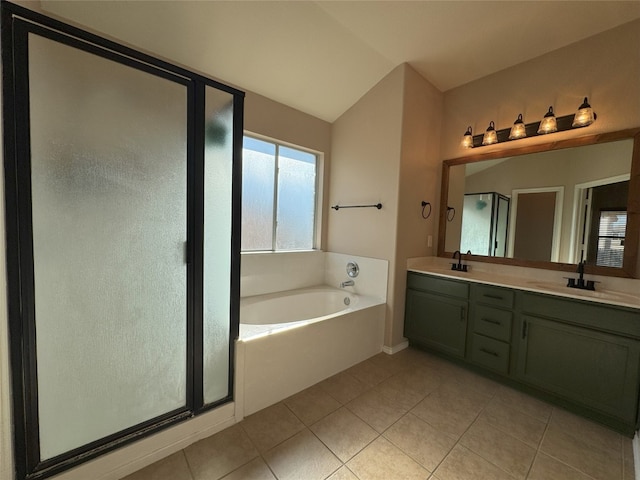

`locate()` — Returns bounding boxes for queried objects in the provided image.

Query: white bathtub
[236,286,385,416]
[240,286,378,340]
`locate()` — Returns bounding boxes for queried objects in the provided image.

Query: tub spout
[340,280,355,288]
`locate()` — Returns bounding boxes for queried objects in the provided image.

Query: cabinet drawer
[407,273,468,299]
[470,334,510,374]
[472,284,514,309]
[473,305,512,342]
[521,292,640,339]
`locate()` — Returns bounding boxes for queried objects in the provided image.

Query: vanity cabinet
[404,274,468,358]
[516,292,640,425]
[468,284,514,374]
[404,271,640,434]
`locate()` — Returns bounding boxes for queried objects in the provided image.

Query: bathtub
[236,286,385,416]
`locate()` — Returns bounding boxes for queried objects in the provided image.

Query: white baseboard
[633,430,639,480]
[382,340,409,355]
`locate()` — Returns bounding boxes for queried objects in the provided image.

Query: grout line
[180,449,196,480]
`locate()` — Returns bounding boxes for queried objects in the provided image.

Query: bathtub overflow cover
[344,297,351,306]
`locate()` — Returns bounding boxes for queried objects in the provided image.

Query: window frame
[241,132,323,253]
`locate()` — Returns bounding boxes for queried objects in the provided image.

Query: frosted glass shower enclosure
[2,4,243,479]
[460,192,510,257]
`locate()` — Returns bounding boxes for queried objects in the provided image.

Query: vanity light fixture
[461,126,474,149]
[461,97,596,148]
[537,106,558,134]
[508,114,526,140]
[482,121,498,145]
[572,97,595,127]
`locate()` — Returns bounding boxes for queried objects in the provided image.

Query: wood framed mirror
[438,128,640,278]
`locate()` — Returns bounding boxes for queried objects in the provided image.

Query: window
[596,210,626,267]
[242,136,318,251]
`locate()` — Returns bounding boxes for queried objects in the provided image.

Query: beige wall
[329,64,443,348]
[393,65,443,347]
[441,19,640,161]
[328,65,404,346]
[440,18,640,271]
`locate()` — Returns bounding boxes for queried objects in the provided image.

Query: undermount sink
[526,281,638,304]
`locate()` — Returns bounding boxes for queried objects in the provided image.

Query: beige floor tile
[319,371,370,405]
[219,457,276,480]
[367,351,414,375]
[434,444,515,480]
[549,408,623,454]
[346,358,395,387]
[383,365,444,398]
[121,452,193,480]
[326,466,360,480]
[528,453,597,480]
[410,381,491,438]
[372,376,425,411]
[263,429,342,480]
[283,384,341,426]
[240,402,305,453]
[310,407,378,462]
[623,438,635,480]
[184,424,258,480]
[541,426,622,480]
[346,386,408,433]
[459,417,536,479]
[383,412,456,472]
[479,398,547,447]
[347,436,430,480]
[446,368,500,398]
[493,385,552,422]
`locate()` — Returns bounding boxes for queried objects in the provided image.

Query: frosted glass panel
[276,147,316,250]
[203,87,234,404]
[28,34,188,459]
[460,194,494,255]
[241,138,275,250]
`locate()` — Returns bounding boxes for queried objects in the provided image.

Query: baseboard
[633,430,639,480]
[382,340,409,355]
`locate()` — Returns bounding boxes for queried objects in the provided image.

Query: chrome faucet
[340,280,355,288]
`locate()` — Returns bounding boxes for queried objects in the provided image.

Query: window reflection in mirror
[445,139,633,266]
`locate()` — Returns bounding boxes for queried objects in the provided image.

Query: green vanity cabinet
[404,271,640,434]
[516,292,640,426]
[404,273,469,357]
[468,284,515,374]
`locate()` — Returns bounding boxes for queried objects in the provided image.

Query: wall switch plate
[427,235,433,247]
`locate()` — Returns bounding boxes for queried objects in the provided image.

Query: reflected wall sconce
[462,97,596,148]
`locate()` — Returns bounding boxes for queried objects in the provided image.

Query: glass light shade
[508,114,526,140]
[482,121,498,146]
[537,107,557,134]
[461,126,474,148]
[572,97,595,127]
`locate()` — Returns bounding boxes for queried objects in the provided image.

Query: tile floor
[122,347,635,480]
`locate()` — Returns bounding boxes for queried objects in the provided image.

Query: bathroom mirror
[438,128,640,278]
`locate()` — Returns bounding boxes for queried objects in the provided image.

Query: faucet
[567,260,596,290]
[451,250,468,272]
[340,279,354,288]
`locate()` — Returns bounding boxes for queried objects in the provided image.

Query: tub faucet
[340,280,354,288]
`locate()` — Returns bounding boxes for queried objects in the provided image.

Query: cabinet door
[516,315,640,422]
[405,289,468,357]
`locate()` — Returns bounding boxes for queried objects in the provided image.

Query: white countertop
[407,256,640,310]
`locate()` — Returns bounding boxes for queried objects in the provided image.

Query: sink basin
[526,281,639,305]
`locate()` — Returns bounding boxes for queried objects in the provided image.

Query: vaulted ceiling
[41,0,640,123]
